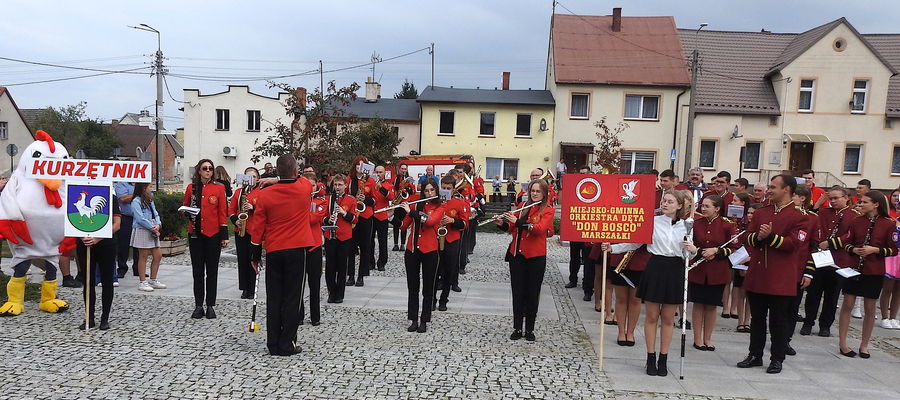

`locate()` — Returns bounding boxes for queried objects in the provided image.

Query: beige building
[0,87,36,175]
[545,10,691,174]
[680,18,900,188]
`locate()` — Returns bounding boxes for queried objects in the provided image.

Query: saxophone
[236,186,250,237]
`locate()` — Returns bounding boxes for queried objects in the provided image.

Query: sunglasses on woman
[200,166,214,171]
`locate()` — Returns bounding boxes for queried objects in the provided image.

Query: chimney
[612,7,622,32]
[501,72,510,90]
[365,77,381,103]
[140,110,150,117]
[111,119,119,129]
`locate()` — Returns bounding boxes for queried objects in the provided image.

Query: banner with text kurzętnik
[25,159,152,183]
[559,174,655,244]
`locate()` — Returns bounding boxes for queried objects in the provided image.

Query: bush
[155,191,188,240]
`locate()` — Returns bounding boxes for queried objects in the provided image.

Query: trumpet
[538,169,555,182]
[478,201,539,227]
[374,196,438,213]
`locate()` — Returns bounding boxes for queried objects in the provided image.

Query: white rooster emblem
[74,190,108,224]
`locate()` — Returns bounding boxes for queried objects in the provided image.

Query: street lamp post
[130,23,163,189]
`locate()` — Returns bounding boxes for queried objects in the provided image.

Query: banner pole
[599,249,608,371]
[84,245,91,333]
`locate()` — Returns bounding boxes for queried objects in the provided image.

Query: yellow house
[417,85,555,187]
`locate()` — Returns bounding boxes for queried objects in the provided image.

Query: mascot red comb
[0,130,76,316]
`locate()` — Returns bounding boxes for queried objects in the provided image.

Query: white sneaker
[851,305,863,319]
[138,281,154,292]
[891,319,900,329]
[148,279,167,289]
[113,282,120,287]
[880,319,893,329]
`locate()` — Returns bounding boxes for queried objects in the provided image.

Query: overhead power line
[0,66,152,87]
[0,55,151,75]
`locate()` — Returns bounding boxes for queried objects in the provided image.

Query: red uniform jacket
[183,182,228,238]
[401,200,445,253]
[505,203,555,259]
[702,189,734,208]
[473,176,485,197]
[815,206,858,269]
[325,194,358,242]
[831,215,898,276]
[347,175,376,219]
[743,202,807,296]
[441,197,469,243]
[249,179,315,253]
[309,196,327,250]
[227,187,260,233]
[689,216,740,285]
[371,180,395,221]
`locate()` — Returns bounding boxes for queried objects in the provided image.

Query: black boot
[407,321,419,332]
[656,354,668,377]
[99,315,111,330]
[438,301,448,311]
[355,276,364,287]
[205,306,217,319]
[646,353,657,376]
[416,321,427,333]
[191,306,205,319]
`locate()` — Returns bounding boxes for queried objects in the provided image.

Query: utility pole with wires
[682,23,707,178]
[130,23,165,189]
[429,43,434,89]
[319,60,324,96]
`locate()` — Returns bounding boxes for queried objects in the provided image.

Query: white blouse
[611,215,696,258]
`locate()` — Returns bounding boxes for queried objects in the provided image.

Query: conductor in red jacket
[497,179,555,342]
[737,175,812,374]
[248,154,315,356]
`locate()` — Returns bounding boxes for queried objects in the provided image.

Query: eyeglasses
[200,167,214,171]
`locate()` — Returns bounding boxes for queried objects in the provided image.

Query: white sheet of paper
[732,264,749,271]
[359,162,375,175]
[811,250,837,269]
[728,246,749,266]
[727,205,745,219]
[836,267,861,278]
[178,206,200,215]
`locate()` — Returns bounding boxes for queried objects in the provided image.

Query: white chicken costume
[0,130,75,316]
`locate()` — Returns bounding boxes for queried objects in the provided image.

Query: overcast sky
[2,0,898,128]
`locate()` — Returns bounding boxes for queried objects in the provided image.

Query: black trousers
[788,283,803,340]
[300,246,323,323]
[804,268,842,329]
[466,218,477,254]
[325,238,351,301]
[234,233,255,293]
[509,254,547,332]
[76,242,115,322]
[439,239,462,303]
[265,247,305,355]
[747,291,793,362]
[349,217,373,280]
[189,234,221,307]
[405,250,438,322]
[372,218,389,269]
[116,215,138,273]
[568,242,584,283]
[582,253,596,295]
[392,209,407,247]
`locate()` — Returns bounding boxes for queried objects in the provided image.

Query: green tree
[32,102,121,158]
[342,118,402,166]
[393,79,418,99]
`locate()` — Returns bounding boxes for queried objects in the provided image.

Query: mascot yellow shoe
[38,279,68,313]
[0,276,26,316]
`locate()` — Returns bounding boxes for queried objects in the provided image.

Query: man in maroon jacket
[737,175,812,374]
[249,154,314,356]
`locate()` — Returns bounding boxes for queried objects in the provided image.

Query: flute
[687,230,746,271]
[373,196,438,213]
[478,202,539,227]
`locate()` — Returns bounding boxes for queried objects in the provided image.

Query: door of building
[561,144,593,172]
[789,142,813,173]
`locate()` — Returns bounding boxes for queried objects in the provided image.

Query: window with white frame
[247,110,261,131]
[619,151,655,174]
[439,111,454,134]
[851,80,869,113]
[486,157,519,181]
[515,114,531,137]
[479,112,495,136]
[0,121,7,140]
[215,109,230,130]
[743,141,762,170]
[798,79,815,112]
[624,94,659,120]
[699,140,717,169]
[570,93,589,118]
[892,146,900,174]
[843,144,862,173]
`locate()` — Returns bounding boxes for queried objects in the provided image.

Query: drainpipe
[671,89,686,171]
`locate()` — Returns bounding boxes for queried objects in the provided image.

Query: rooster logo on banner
[72,190,108,226]
[0,130,75,316]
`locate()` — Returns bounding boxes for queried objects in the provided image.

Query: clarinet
[856,216,877,271]
[827,207,847,240]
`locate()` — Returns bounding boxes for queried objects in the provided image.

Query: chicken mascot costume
[0,130,75,316]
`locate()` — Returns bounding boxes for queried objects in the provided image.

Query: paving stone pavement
[1,231,898,399]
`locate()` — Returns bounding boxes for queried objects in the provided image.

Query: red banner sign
[560,174,655,243]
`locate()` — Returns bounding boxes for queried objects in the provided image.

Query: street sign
[6,144,17,157]
[670,149,676,161]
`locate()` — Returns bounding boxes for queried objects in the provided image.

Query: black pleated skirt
[842,274,884,300]
[688,282,726,306]
[637,255,684,305]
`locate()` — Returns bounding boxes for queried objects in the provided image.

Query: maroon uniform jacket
[505,203,555,259]
[689,216,740,285]
[798,209,819,280]
[815,206,858,269]
[830,215,898,276]
[743,202,807,296]
[249,178,314,253]
[702,189,735,209]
